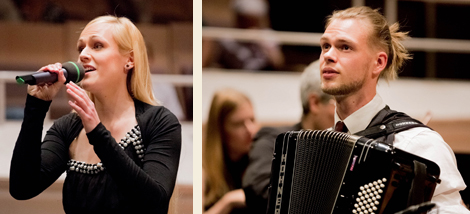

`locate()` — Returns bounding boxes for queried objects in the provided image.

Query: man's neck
[335,90,376,120]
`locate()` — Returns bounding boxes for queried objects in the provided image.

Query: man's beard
[321,78,365,96]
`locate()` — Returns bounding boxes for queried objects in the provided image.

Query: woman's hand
[27,62,66,101]
[204,189,246,214]
[66,82,100,133]
[222,189,246,210]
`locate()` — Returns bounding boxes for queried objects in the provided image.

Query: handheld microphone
[15,61,85,85]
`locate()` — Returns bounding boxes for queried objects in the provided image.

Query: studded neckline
[67,125,144,174]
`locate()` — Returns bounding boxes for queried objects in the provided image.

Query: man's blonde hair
[326,6,411,81]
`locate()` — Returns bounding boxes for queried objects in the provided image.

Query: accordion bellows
[267,130,440,214]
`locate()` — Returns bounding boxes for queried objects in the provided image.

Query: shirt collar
[334,94,386,134]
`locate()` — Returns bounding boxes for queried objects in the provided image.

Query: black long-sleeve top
[10,95,181,214]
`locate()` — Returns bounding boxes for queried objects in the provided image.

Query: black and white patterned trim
[67,125,145,174]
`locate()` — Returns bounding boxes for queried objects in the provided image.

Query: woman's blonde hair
[203,88,251,209]
[83,15,156,105]
[326,6,412,81]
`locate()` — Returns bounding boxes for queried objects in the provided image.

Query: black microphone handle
[15,62,84,85]
[16,69,66,85]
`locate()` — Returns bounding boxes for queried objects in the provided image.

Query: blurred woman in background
[203,88,259,214]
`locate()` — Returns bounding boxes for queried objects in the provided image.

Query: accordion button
[375,201,380,205]
[376,195,382,199]
[353,210,357,214]
[373,206,377,211]
[373,181,378,185]
[380,184,385,188]
[358,192,362,196]
[354,203,359,208]
[382,178,387,182]
[359,202,363,206]
[357,198,361,202]
[363,190,367,195]
[378,189,383,194]
[360,186,364,191]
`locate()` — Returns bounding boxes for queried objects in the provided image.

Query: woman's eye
[77,47,84,53]
[322,44,330,49]
[94,43,103,50]
[343,45,350,50]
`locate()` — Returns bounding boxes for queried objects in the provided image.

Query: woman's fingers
[66,83,89,108]
[66,82,100,133]
[28,63,66,100]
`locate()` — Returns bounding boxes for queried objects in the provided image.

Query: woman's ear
[125,52,135,73]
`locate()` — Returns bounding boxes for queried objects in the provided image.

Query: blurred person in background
[203,88,259,214]
[0,0,21,22]
[202,0,284,71]
[242,60,335,213]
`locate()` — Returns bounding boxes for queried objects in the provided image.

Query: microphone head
[62,61,85,84]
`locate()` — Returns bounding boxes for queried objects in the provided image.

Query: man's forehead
[321,18,371,42]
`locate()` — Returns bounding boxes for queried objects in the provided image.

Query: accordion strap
[408,160,428,206]
[353,106,430,144]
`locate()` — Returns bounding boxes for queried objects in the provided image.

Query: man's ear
[308,93,321,114]
[373,51,387,78]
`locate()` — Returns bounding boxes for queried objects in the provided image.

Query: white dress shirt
[334,94,469,213]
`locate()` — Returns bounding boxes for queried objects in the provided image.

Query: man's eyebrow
[337,38,352,43]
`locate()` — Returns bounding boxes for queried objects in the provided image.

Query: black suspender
[353,106,430,145]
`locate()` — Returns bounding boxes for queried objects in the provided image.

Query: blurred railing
[202,26,470,53]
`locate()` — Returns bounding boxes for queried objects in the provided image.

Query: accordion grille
[288,130,354,213]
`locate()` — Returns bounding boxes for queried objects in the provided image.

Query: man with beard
[320,6,469,213]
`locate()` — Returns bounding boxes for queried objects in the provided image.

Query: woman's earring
[125,64,130,69]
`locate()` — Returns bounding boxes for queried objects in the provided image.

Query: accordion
[267,130,440,214]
